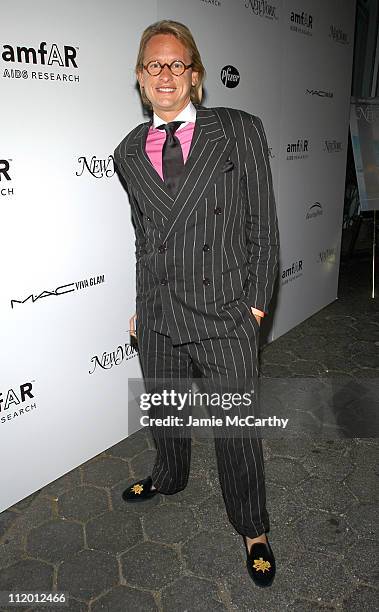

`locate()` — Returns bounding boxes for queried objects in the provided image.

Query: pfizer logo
[220,65,240,88]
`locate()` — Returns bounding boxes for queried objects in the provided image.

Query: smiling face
[137,34,199,121]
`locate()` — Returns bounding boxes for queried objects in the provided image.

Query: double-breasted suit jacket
[114,104,279,346]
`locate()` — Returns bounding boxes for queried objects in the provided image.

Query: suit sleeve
[243,115,279,313]
[114,151,147,302]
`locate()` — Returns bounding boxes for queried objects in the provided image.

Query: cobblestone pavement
[0,258,378,612]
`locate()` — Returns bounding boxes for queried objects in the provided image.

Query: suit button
[160,278,168,286]
[214,206,222,215]
[145,216,152,222]
[202,278,211,286]
[158,244,167,254]
[202,244,210,252]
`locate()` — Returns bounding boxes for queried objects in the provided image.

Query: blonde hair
[135,20,205,109]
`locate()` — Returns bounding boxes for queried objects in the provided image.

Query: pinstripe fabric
[137,313,269,538]
[114,105,279,537]
[114,105,279,346]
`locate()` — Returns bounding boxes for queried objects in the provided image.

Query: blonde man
[114,20,279,587]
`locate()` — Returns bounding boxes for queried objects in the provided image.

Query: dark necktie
[157,121,184,197]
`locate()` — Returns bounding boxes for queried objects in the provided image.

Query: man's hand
[129,313,137,338]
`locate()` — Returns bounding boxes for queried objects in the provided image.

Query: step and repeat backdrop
[1,0,355,511]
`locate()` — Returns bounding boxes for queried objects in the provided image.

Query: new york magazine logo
[0,158,14,197]
[323,139,342,153]
[356,105,379,124]
[200,0,221,6]
[76,155,115,178]
[244,0,278,20]
[329,25,349,45]
[89,339,138,374]
[1,41,79,84]
[318,247,336,264]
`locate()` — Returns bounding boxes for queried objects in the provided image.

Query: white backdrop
[0,0,355,511]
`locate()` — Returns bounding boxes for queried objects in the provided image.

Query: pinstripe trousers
[136,308,269,538]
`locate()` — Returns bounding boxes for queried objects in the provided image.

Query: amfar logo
[2,41,79,83]
[245,0,278,20]
[220,66,240,88]
[306,89,334,99]
[290,11,313,34]
[0,381,37,424]
[11,274,105,309]
[1,42,77,67]
[89,341,138,374]
[0,159,11,181]
[318,248,336,264]
[281,260,303,285]
[0,158,14,197]
[76,155,115,179]
[329,25,349,45]
[286,139,309,160]
[306,202,323,220]
[323,139,342,153]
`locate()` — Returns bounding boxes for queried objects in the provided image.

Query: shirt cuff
[250,307,265,318]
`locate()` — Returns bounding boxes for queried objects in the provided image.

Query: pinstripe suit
[114,105,279,537]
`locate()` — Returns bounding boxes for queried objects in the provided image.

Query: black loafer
[122,476,159,503]
[245,537,276,587]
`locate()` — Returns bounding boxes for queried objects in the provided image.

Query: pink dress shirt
[145,122,195,180]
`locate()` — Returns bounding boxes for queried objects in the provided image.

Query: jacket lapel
[121,105,236,235]
[122,119,173,221]
[162,105,236,241]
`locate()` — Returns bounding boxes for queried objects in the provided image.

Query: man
[114,20,279,588]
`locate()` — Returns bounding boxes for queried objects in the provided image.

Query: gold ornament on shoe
[131,483,144,495]
[253,557,271,573]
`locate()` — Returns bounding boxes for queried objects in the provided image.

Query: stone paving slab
[0,512,17,541]
[161,576,227,611]
[0,258,378,612]
[58,486,110,523]
[86,510,143,554]
[121,541,182,591]
[26,519,85,563]
[57,549,119,601]
[91,585,158,612]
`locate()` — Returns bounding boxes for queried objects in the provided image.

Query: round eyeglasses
[143,60,193,76]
